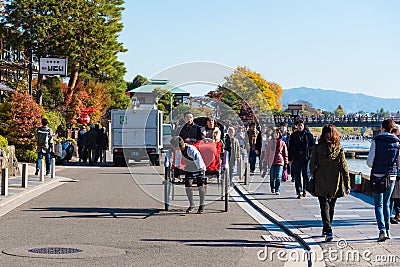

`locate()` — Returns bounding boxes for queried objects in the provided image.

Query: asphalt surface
[0,163,283,267]
[3,157,399,266]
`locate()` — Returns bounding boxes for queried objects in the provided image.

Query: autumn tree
[0,92,42,161]
[334,105,345,116]
[217,66,282,121]
[1,0,127,106]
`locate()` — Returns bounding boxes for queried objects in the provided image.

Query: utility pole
[28,49,33,96]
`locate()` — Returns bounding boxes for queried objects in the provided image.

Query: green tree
[154,87,172,121]
[127,74,149,92]
[334,105,345,116]
[42,76,64,110]
[376,107,389,118]
[1,0,127,106]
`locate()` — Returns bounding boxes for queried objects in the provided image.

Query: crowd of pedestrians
[77,123,109,165]
[169,112,400,241]
[224,118,400,243]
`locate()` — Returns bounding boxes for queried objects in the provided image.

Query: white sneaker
[275,192,280,195]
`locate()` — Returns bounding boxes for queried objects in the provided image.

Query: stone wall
[0,145,20,177]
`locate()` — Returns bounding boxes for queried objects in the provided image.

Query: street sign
[39,57,68,76]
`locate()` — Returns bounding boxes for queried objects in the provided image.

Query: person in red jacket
[264,129,288,195]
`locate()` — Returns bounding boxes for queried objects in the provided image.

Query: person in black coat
[288,120,315,199]
[177,111,202,144]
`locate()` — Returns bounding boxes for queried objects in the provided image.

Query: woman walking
[309,124,351,242]
[367,119,400,241]
[265,130,288,195]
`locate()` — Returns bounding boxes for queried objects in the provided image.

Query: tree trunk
[35,74,44,105]
[64,68,79,106]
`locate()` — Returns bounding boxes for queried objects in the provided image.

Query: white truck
[111,109,163,166]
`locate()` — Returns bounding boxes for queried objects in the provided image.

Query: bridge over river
[258,115,400,128]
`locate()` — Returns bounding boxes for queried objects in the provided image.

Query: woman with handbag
[309,124,351,242]
[264,130,288,195]
[367,119,400,241]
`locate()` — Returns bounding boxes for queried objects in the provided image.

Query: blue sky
[118,0,399,98]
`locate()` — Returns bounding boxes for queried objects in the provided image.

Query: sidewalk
[0,162,71,217]
[239,170,400,266]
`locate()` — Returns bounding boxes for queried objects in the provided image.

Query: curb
[234,184,326,267]
[0,176,75,217]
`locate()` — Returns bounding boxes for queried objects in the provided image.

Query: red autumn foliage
[2,92,43,149]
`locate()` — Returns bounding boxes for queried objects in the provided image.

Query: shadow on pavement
[285,217,376,228]
[141,238,266,248]
[24,207,161,219]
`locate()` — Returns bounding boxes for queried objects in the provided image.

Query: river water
[340,139,371,175]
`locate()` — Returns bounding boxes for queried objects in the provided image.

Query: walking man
[289,120,315,199]
[35,118,54,175]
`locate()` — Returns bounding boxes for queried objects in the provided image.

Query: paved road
[0,164,285,267]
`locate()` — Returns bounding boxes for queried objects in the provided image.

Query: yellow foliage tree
[219,66,282,118]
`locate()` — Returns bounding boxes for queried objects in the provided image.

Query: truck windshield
[163,125,172,135]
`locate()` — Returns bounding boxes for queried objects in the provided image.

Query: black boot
[197,205,204,214]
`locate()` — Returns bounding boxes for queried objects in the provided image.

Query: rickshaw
[163,117,230,211]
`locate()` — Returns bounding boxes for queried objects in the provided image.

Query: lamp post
[28,49,33,96]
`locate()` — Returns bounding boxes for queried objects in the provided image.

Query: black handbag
[370,172,391,194]
[307,175,316,196]
[370,152,397,194]
[306,145,317,196]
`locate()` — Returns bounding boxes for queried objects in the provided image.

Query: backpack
[37,127,51,150]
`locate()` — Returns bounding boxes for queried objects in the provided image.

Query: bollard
[163,151,170,211]
[237,158,242,180]
[1,168,8,196]
[39,159,45,182]
[244,162,249,185]
[51,158,56,179]
[224,169,229,212]
[22,163,28,188]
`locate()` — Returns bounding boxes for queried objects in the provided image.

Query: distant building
[126,79,190,111]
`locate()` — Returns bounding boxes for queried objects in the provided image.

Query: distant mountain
[281,87,400,113]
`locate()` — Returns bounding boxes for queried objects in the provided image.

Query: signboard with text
[39,57,68,76]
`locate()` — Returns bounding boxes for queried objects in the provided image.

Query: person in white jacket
[171,136,207,214]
